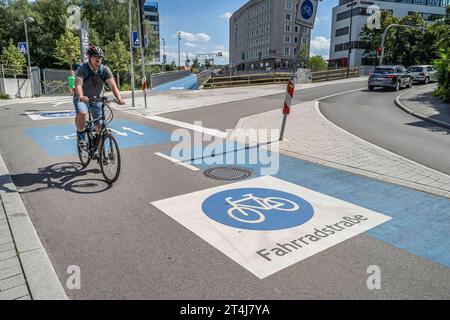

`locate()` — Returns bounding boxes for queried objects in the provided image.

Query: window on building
[285,25,291,32]
[285,13,292,21]
[284,47,290,56]
[285,1,293,11]
[284,36,291,43]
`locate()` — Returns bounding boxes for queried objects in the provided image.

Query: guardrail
[151,70,191,88]
[311,67,359,82]
[203,72,291,89]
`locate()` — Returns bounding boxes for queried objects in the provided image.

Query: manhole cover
[203,167,253,181]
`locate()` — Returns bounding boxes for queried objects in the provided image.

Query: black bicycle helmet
[87,46,104,58]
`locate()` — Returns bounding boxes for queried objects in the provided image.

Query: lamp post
[162,38,166,71]
[346,1,356,78]
[177,32,181,69]
[24,17,34,97]
[380,24,426,65]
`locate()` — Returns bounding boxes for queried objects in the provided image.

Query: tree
[104,33,130,88]
[54,28,81,68]
[309,55,328,72]
[0,39,26,77]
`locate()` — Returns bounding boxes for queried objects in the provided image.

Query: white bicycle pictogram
[225,194,300,224]
[302,3,313,18]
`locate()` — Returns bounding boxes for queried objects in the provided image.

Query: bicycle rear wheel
[99,134,121,183]
[77,132,90,168]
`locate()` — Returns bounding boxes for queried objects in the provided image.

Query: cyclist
[73,46,125,150]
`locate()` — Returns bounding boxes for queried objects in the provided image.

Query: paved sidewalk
[0,153,68,300]
[396,84,450,129]
[233,101,450,199]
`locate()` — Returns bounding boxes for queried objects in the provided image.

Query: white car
[407,65,437,84]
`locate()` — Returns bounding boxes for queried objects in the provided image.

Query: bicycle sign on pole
[279,0,320,141]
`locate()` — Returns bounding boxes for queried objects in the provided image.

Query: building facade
[229,0,312,73]
[143,1,160,63]
[329,0,449,68]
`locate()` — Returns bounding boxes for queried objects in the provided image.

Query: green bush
[120,83,132,91]
[0,93,10,100]
[433,49,450,103]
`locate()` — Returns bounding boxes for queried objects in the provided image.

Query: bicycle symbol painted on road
[202,188,314,231]
[226,193,299,224]
[301,0,314,20]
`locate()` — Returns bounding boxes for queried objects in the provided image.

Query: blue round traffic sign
[202,188,314,231]
[301,0,314,20]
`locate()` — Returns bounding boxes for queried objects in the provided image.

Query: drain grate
[203,167,253,181]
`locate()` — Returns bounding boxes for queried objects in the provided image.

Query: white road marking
[314,88,367,101]
[122,127,144,135]
[154,152,200,171]
[146,115,228,139]
[109,128,128,137]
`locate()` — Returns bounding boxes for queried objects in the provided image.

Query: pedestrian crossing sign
[18,42,28,54]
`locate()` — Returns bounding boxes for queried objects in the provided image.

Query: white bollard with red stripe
[279,79,295,141]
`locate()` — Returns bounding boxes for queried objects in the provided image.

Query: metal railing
[203,72,291,89]
[311,67,360,82]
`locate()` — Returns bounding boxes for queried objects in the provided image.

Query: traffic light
[377,47,382,56]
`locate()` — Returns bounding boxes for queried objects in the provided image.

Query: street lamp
[346,1,356,78]
[177,32,182,69]
[24,17,34,97]
[117,0,135,107]
[162,38,166,71]
[379,24,426,65]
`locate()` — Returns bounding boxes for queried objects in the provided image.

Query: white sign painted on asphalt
[26,110,76,120]
[151,176,391,279]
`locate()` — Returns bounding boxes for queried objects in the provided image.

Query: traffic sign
[132,31,148,48]
[18,42,28,54]
[295,0,319,29]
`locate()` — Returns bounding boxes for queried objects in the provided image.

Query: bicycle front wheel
[99,134,121,183]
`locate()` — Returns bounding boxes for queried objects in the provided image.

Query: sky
[158,0,339,65]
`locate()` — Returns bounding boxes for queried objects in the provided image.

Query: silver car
[407,65,437,84]
[368,65,414,91]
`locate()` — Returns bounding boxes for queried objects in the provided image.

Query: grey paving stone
[0,232,12,245]
[0,284,29,300]
[0,274,25,291]
[16,295,31,300]
[0,249,16,261]
[0,242,14,253]
[0,257,20,271]
[0,264,22,280]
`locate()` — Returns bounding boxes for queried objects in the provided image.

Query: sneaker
[77,131,87,149]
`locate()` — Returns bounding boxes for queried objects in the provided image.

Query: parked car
[368,65,414,91]
[407,65,437,84]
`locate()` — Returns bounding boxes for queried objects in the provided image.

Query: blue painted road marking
[152,74,198,93]
[166,144,450,268]
[202,188,314,230]
[41,111,76,118]
[26,120,171,157]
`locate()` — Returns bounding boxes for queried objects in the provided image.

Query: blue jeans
[73,96,103,126]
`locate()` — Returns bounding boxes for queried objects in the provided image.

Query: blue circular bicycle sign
[202,188,314,231]
[301,0,314,20]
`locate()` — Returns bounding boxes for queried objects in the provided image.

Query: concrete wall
[0,78,32,98]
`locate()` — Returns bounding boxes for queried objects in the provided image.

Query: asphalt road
[0,81,449,300]
[320,86,450,175]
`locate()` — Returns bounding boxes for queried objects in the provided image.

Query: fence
[0,64,40,98]
[42,68,71,96]
[311,67,360,82]
[203,72,291,89]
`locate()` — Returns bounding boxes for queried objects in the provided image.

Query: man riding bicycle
[73,46,125,151]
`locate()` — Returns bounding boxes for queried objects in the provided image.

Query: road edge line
[0,153,68,300]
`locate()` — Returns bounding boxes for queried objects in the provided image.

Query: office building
[329,0,449,68]
[230,0,312,73]
[143,1,160,62]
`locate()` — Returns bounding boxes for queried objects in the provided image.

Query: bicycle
[76,97,121,184]
[225,194,299,224]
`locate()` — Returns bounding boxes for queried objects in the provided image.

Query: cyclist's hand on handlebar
[115,98,125,105]
[80,96,89,103]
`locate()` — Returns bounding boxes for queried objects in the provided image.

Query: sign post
[279,0,319,141]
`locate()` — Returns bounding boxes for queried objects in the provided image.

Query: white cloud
[220,12,232,19]
[185,42,198,48]
[310,36,330,51]
[215,44,226,50]
[175,31,211,42]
